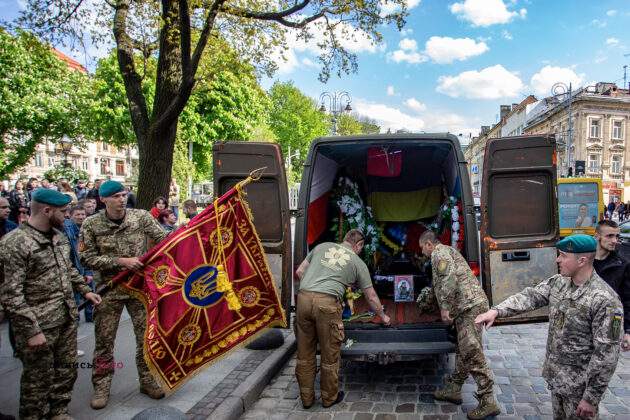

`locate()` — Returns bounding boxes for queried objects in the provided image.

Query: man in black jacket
[594,220,630,351]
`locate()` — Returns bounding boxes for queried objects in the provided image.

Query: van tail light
[469,261,480,277]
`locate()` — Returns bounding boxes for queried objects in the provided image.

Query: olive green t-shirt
[299,242,373,300]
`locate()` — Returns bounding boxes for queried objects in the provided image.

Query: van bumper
[341,325,456,364]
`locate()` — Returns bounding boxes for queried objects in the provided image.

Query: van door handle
[502,251,530,262]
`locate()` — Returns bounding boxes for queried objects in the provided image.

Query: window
[590,119,601,138]
[489,174,552,237]
[48,156,55,167]
[588,154,600,170]
[34,153,43,167]
[82,157,89,171]
[101,143,109,152]
[100,158,110,175]
[613,120,623,140]
[115,160,125,176]
[611,155,622,174]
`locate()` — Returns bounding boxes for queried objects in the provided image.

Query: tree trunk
[136,122,177,209]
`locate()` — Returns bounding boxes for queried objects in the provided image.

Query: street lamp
[55,136,73,167]
[319,91,352,135]
[551,82,574,176]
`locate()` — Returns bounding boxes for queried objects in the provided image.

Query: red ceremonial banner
[113,181,286,391]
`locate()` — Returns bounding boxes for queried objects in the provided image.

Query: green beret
[31,188,72,207]
[99,180,125,198]
[556,234,597,253]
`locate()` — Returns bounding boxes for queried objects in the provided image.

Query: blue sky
[3,0,630,140]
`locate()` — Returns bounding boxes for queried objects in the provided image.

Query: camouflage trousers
[16,316,77,420]
[449,302,494,397]
[92,289,158,392]
[551,392,599,420]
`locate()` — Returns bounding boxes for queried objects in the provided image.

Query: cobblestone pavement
[240,323,630,420]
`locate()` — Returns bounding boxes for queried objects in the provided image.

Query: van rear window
[488,174,552,237]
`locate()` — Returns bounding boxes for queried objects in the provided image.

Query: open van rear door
[212,142,292,319]
[480,135,558,322]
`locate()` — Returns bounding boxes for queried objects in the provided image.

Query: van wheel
[246,329,285,350]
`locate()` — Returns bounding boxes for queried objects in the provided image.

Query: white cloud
[591,19,607,28]
[387,38,426,64]
[530,65,584,96]
[449,0,526,27]
[381,0,422,16]
[353,98,478,135]
[387,85,396,96]
[606,37,620,46]
[301,57,318,68]
[607,10,618,17]
[424,36,489,64]
[436,64,524,99]
[400,28,414,37]
[354,99,426,132]
[502,30,513,40]
[404,97,427,113]
[399,38,418,51]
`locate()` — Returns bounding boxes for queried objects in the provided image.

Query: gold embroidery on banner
[239,286,261,307]
[152,265,170,289]
[178,324,202,346]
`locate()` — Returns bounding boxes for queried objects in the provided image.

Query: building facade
[5,48,139,185]
[524,83,630,203]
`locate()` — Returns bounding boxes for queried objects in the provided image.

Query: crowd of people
[605,199,630,222]
[0,178,204,419]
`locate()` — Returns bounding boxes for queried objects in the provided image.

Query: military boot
[467,393,501,420]
[140,383,165,400]
[90,386,110,410]
[433,380,463,405]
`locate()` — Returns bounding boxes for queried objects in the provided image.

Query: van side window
[488,174,552,237]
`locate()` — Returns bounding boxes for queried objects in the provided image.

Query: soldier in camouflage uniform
[476,234,623,419]
[79,180,167,409]
[0,189,101,420]
[418,230,500,420]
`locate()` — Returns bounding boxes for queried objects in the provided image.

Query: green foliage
[43,164,89,182]
[89,46,270,181]
[0,29,92,177]
[337,114,381,136]
[268,81,331,173]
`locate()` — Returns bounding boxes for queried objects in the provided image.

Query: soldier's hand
[575,399,595,418]
[27,332,47,349]
[381,314,391,326]
[622,333,630,352]
[85,292,102,306]
[440,310,453,324]
[118,257,144,271]
[475,309,498,329]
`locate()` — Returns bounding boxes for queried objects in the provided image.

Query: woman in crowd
[150,196,168,219]
[158,209,178,233]
[169,178,180,218]
[59,181,78,204]
[8,180,29,222]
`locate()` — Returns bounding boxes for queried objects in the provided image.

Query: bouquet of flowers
[330,176,379,264]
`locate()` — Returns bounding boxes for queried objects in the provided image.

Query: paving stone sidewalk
[240,323,630,420]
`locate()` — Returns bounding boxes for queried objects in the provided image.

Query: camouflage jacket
[0,223,92,339]
[430,244,487,318]
[79,209,166,295]
[495,271,622,406]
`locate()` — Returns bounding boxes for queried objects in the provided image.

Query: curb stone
[211,333,297,420]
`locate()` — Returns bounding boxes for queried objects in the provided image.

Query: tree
[337,113,381,135]
[268,81,330,171]
[13,0,408,208]
[0,29,91,178]
[88,48,270,193]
